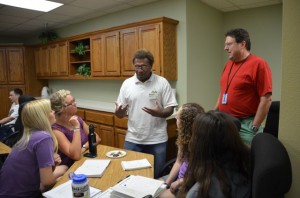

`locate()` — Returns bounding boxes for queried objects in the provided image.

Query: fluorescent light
[0,0,63,12]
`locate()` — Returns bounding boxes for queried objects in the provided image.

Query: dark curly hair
[176,103,205,160]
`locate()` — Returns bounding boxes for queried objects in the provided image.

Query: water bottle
[88,124,97,156]
[71,174,90,198]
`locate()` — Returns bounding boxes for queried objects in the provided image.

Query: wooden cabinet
[49,42,69,76]
[0,45,47,119]
[85,110,115,147]
[34,17,178,80]
[0,47,25,84]
[91,31,120,77]
[35,41,68,77]
[114,116,128,148]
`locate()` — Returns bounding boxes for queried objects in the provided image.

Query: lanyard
[225,55,250,93]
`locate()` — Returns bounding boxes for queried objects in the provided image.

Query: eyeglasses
[65,98,76,107]
[224,42,236,48]
[134,64,150,70]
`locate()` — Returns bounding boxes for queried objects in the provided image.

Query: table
[0,142,11,154]
[54,145,154,191]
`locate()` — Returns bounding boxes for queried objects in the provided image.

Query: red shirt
[218,54,272,118]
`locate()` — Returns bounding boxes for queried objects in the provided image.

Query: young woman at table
[160,103,204,197]
[178,111,251,198]
[0,99,61,197]
[50,89,101,174]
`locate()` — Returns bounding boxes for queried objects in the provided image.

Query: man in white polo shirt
[115,49,177,178]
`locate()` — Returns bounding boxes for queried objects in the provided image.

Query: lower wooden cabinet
[78,107,177,160]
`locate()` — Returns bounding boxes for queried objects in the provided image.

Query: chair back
[251,133,292,198]
[264,101,280,138]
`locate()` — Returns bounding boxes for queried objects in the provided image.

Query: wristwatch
[251,125,259,132]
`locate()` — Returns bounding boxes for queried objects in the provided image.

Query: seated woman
[178,110,251,198]
[0,99,61,197]
[160,103,204,197]
[50,89,101,175]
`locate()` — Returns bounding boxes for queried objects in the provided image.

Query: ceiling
[0,0,282,39]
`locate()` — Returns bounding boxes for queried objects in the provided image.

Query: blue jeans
[124,141,167,179]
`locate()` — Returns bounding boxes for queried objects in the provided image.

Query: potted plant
[76,64,91,78]
[72,42,86,55]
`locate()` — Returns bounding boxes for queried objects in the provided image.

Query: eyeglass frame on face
[224,41,237,48]
[134,64,151,70]
[65,98,76,107]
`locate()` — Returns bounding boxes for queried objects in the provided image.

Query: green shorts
[239,117,263,145]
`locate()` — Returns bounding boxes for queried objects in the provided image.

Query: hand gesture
[69,115,80,128]
[142,101,163,117]
[115,101,128,118]
[53,153,62,166]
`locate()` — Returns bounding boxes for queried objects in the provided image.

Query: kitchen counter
[76,98,176,119]
[76,99,115,113]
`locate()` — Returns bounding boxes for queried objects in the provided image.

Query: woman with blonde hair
[0,99,60,197]
[50,89,101,173]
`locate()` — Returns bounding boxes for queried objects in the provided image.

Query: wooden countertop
[54,144,154,191]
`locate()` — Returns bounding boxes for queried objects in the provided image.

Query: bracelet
[73,127,80,132]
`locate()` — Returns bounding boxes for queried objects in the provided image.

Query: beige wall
[280,0,300,197]
[223,5,282,101]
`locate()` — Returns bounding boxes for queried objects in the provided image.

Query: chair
[251,133,292,198]
[264,101,280,138]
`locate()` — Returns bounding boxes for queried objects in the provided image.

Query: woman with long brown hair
[178,110,251,198]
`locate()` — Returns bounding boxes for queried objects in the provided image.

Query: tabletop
[0,142,11,154]
[54,144,154,191]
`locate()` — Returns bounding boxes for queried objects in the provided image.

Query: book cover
[121,158,152,171]
[75,159,111,177]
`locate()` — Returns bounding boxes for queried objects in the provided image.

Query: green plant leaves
[76,64,91,78]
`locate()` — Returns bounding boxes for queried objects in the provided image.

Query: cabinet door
[34,47,42,77]
[91,34,104,76]
[0,48,7,84]
[40,46,50,77]
[115,128,126,149]
[6,48,25,84]
[138,24,161,75]
[103,31,120,76]
[98,125,115,147]
[49,44,59,76]
[0,86,9,119]
[57,42,69,76]
[120,28,138,76]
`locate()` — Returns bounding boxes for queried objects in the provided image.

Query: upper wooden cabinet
[0,47,25,84]
[34,17,178,80]
[35,41,68,78]
[91,31,120,77]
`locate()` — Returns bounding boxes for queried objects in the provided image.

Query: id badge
[222,93,228,104]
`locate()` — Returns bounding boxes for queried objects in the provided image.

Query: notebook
[106,175,166,198]
[42,180,102,198]
[121,158,152,171]
[75,159,111,177]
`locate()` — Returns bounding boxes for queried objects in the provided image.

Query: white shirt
[5,102,19,125]
[117,73,177,144]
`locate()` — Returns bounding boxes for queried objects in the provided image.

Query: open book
[121,158,152,171]
[42,180,102,198]
[75,159,111,177]
[100,175,166,198]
